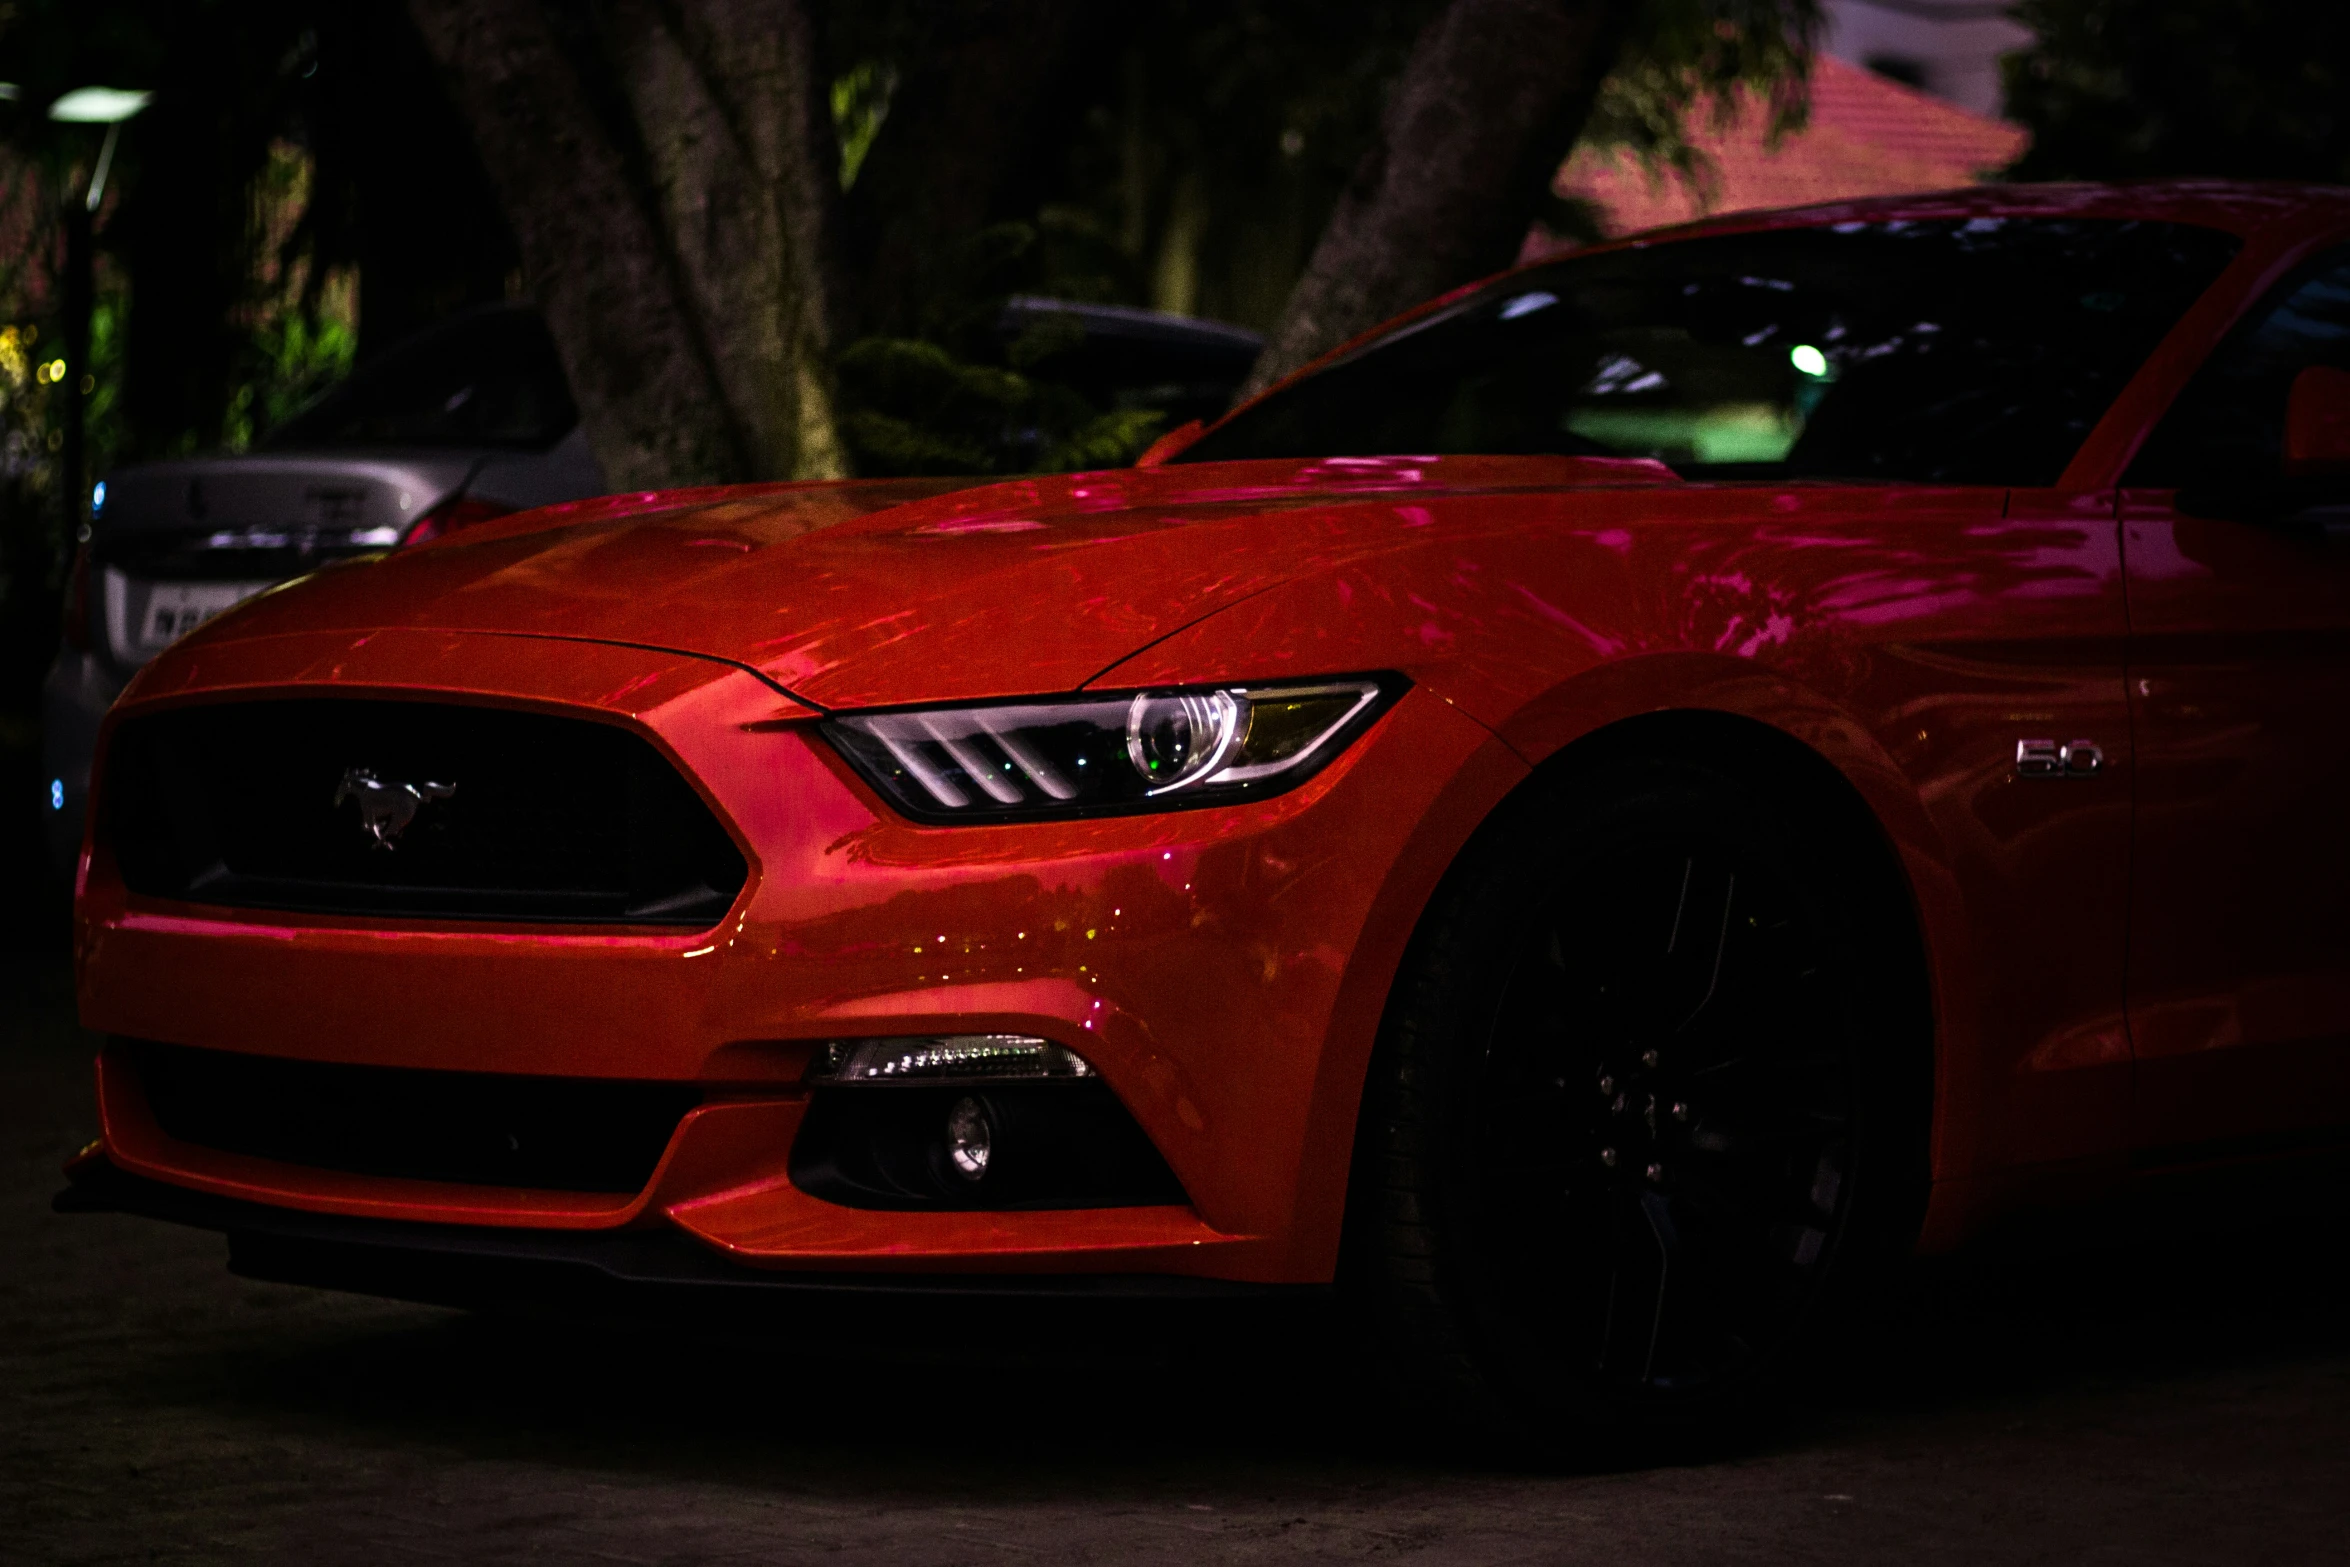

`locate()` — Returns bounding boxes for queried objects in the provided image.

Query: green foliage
[2005,0,2350,182]
[0,320,59,525]
[82,294,126,475]
[220,296,358,453]
[1044,408,1172,472]
[0,314,66,725]
[837,338,1028,474]
[830,61,898,190]
[833,224,1166,477]
[837,336,1169,477]
[1587,0,1824,194]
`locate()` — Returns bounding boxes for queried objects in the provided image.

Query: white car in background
[41,303,601,877]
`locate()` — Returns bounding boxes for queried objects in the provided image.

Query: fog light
[945,1096,993,1181]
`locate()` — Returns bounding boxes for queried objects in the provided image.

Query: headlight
[822,673,1403,821]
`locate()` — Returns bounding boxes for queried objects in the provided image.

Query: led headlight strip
[822,673,1404,821]
[807,1034,1095,1085]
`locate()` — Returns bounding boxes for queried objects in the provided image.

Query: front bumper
[75,626,1522,1285]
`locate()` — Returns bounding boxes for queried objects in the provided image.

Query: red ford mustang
[61,181,2350,1451]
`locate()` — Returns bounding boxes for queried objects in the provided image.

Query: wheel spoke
[1592,1185,1656,1380]
[1638,1189,1682,1384]
[1663,854,1696,958]
[1668,865,1738,1037]
[1472,829,1859,1403]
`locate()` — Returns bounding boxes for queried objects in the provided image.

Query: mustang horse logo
[334,768,456,848]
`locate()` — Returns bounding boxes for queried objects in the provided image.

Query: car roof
[1244,179,2350,402]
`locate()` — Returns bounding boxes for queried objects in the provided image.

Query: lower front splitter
[55,1156,1320,1315]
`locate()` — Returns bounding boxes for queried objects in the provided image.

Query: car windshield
[263,306,579,451]
[1176,217,2242,485]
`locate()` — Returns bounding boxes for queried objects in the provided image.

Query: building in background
[1545,0,2034,245]
[1821,0,2033,120]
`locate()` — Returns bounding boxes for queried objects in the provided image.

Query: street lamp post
[47,87,150,541]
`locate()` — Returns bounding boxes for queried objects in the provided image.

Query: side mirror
[1134,419,1205,469]
[2285,365,2350,476]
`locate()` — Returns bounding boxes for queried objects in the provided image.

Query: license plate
[138,581,266,650]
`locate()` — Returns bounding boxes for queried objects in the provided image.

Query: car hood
[184,456,1678,709]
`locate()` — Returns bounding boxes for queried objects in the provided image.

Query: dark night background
[5,4,2350,1560]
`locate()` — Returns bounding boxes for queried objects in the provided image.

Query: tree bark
[405,0,846,488]
[1241,0,1632,398]
[599,0,849,480]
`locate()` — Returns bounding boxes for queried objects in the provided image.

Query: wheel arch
[1474,656,1971,1197]
[1520,706,1932,1004]
[1515,710,1940,1165]
[1299,681,1963,1280]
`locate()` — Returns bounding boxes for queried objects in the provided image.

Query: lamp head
[48,87,152,125]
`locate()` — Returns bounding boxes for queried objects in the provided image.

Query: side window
[2129,247,2350,486]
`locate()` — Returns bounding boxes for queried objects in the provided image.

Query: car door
[2121,243,2350,1157]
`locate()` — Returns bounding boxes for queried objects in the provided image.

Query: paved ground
[8,945,2350,1566]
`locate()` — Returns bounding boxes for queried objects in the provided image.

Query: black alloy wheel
[1351,746,1927,1456]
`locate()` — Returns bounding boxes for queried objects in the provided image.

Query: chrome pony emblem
[334,768,456,848]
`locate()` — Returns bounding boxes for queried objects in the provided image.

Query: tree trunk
[1241,0,1632,398]
[599,0,849,480]
[405,0,846,488]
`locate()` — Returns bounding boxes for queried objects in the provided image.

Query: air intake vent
[123,1039,700,1193]
[105,698,747,925]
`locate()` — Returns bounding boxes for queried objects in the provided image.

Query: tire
[1348,746,1929,1459]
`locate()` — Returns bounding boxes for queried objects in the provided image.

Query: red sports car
[61,181,2350,1452]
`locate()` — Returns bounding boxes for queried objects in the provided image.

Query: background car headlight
[822,673,1403,820]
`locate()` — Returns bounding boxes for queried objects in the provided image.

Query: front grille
[124,1039,702,1194]
[105,698,748,924]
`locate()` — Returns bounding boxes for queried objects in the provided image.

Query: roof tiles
[1550,55,2031,243]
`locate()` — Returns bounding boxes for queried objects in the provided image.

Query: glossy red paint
[72,182,2350,1284]
[211,455,1677,708]
[2285,366,2350,472]
[80,621,1516,1278]
[2118,499,2350,1155]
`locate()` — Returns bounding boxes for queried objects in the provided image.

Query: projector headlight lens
[823,674,1401,821]
[945,1096,993,1181]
